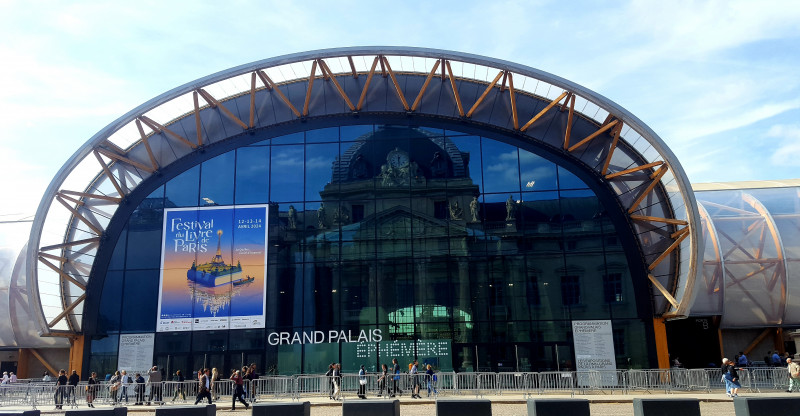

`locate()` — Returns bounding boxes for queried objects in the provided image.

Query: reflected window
[603,273,623,303]
[560,275,581,306]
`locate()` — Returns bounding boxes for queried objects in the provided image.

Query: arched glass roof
[693,180,800,327]
[25,47,701,336]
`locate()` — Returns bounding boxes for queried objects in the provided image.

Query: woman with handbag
[108,371,121,405]
[377,364,388,397]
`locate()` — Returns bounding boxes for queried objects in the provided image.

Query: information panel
[156,205,268,332]
[117,333,155,376]
[572,320,618,386]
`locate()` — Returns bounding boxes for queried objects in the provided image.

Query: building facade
[6,47,709,377]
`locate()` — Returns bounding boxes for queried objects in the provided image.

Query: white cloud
[767,124,800,167]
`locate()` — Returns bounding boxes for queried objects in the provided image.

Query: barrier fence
[0,367,796,408]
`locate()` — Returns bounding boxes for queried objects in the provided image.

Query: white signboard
[117,333,155,377]
[571,320,618,386]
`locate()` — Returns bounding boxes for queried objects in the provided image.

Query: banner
[156,205,268,332]
[117,333,155,376]
[572,320,618,386]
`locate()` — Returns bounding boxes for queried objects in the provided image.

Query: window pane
[235,146,269,205]
[165,165,199,207]
[200,151,235,206]
[270,145,304,202]
[481,138,519,193]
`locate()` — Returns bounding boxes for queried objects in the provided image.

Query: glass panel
[97,270,123,333]
[120,269,158,332]
[557,166,589,190]
[165,165,199,207]
[519,149,557,191]
[481,138,520,193]
[235,146,269,205]
[200,151,235,206]
[306,127,339,143]
[270,145,304,202]
[306,143,339,201]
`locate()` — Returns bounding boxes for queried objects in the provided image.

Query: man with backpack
[787,357,800,392]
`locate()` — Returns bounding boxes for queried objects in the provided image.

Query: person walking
[230,369,249,410]
[391,358,403,397]
[332,363,342,401]
[377,364,388,397]
[410,360,420,398]
[171,370,186,401]
[722,358,742,397]
[325,363,335,399]
[787,357,800,392]
[86,372,98,408]
[425,364,438,397]
[119,370,131,403]
[211,368,220,401]
[357,365,367,399]
[147,365,162,405]
[54,369,68,410]
[194,369,212,405]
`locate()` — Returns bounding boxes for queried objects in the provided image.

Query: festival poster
[157,205,268,332]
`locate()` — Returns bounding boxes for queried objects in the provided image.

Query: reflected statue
[351,154,368,179]
[287,205,297,229]
[470,196,479,223]
[505,195,516,221]
[409,161,421,182]
[317,203,326,229]
[449,200,463,220]
[333,205,350,225]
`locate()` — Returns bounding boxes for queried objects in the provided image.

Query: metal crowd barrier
[2,368,799,409]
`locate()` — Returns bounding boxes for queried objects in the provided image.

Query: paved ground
[6,391,797,414]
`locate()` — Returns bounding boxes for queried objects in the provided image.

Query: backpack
[791,363,800,378]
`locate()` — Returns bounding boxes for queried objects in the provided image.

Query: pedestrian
[410,360,420,398]
[42,371,52,382]
[425,364,438,397]
[9,372,16,383]
[119,370,132,403]
[85,371,97,408]
[134,372,146,405]
[377,364,388,397]
[391,358,403,397]
[147,365,162,405]
[787,357,800,392]
[358,365,367,399]
[109,371,121,404]
[1,372,8,384]
[230,369,249,410]
[67,370,80,406]
[722,358,741,397]
[772,351,782,367]
[54,369,68,410]
[332,363,342,401]
[211,368,220,401]
[171,370,186,401]
[325,363,334,399]
[737,352,748,366]
[194,369,212,405]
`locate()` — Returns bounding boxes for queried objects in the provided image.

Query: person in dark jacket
[54,369,68,410]
[134,373,146,405]
[67,370,80,405]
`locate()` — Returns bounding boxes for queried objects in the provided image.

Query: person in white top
[1,372,8,384]
[9,372,16,383]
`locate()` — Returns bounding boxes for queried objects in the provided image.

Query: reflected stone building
[1,48,796,378]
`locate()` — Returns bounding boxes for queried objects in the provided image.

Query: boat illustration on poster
[186,229,245,287]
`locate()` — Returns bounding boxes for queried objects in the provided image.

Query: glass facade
[87,123,655,376]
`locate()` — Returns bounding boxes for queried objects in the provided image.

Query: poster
[117,334,155,376]
[571,320,618,386]
[156,205,268,332]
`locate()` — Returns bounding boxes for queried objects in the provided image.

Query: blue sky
[1,0,799,253]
